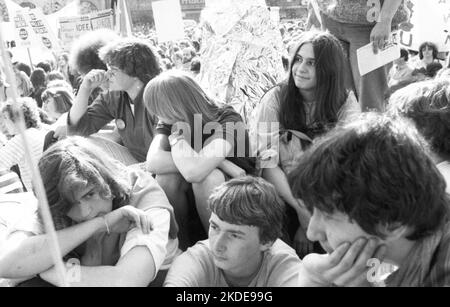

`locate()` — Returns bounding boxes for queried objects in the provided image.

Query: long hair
[143,71,220,130]
[38,137,131,230]
[279,31,348,137]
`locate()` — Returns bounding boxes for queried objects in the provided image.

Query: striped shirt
[0,169,24,194]
[0,128,46,192]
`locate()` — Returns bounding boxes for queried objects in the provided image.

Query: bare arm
[41,246,156,287]
[68,70,107,126]
[262,166,310,229]
[370,0,404,52]
[0,217,106,278]
[146,134,179,174]
[171,138,232,183]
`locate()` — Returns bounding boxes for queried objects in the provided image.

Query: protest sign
[59,9,114,49]
[152,0,185,42]
[0,0,9,22]
[90,9,114,31]
[269,7,280,25]
[13,8,59,50]
[399,0,450,52]
[59,14,91,48]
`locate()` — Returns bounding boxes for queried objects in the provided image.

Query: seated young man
[164,176,301,287]
[387,79,450,193]
[289,114,450,287]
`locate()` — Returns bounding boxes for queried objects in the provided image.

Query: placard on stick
[152,0,184,43]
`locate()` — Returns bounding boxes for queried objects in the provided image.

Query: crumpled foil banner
[198,0,285,123]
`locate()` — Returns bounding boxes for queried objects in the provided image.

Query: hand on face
[300,237,387,287]
[81,69,109,91]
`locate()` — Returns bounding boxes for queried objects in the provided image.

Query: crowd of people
[0,0,449,287]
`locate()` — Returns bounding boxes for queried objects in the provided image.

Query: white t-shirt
[164,239,301,287]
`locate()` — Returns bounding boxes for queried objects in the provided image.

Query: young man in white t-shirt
[164,176,301,287]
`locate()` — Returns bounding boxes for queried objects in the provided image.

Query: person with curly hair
[291,114,450,287]
[67,38,161,165]
[0,137,180,287]
[387,79,450,193]
[0,97,47,191]
[69,29,120,102]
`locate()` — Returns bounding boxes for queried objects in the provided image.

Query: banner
[152,0,184,43]
[59,14,91,48]
[399,0,450,52]
[13,8,60,50]
[0,0,10,21]
[59,8,114,48]
[90,8,113,31]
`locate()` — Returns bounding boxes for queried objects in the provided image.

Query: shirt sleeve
[0,135,24,170]
[120,208,170,281]
[266,241,302,287]
[249,88,281,168]
[0,194,42,236]
[164,242,212,287]
[67,92,115,136]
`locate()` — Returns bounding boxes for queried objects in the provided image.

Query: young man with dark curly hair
[290,114,450,287]
[67,38,162,165]
[164,176,301,287]
[387,78,450,193]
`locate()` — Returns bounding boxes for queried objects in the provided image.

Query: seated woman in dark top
[143,71,255,248]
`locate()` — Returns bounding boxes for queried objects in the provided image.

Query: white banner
[13,8,60,50]
[59,14,91,48]
[59,9,114,49]
[90,8,114,31]
[399,0,450,52]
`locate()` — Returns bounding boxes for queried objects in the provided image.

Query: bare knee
[156,173,189,194]
[192,169,226,193]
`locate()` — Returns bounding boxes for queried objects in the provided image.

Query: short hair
[208,176,286,244]
[387,79,450,159]
[99,39,161,85]
[41,86,74,114]
[14,62,31,77]
[69,29,119,75]
[2,97,41,129]
[289,114,449,241]
[30,68,47,89]
[400,48,409,61]
[38,136,132,230]
[36,62,52,73]
[47,70,65,82]
[190,57,201,73]
[419,42,438,60]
